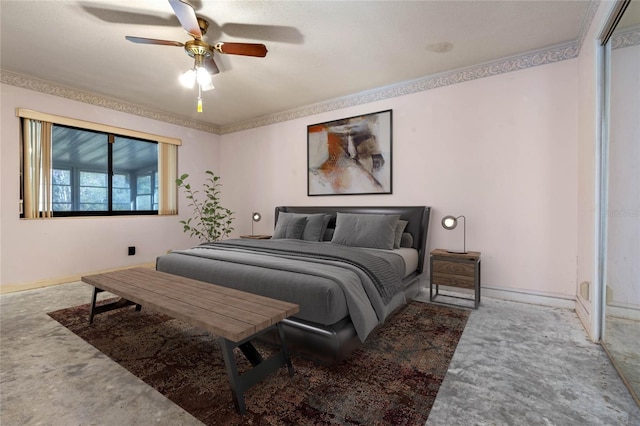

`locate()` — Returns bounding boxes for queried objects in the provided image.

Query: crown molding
[222,1,600,134]
[2,1,599,136]
[612,26,640,50]
[219,40,580,134]
[0,69,222,134]
[575,0,601,56]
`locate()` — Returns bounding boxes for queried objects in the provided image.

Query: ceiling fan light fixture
[179,69,196,88]
[201,80,215,92]
[196,66,212,86]
[124,0,268,115]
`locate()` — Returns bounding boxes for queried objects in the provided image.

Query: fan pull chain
[197,84,203,113]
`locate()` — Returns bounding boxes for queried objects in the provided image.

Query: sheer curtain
[22,118,53,218]
[158,142,178,215]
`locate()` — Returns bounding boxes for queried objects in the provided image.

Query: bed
[156,205,431,364]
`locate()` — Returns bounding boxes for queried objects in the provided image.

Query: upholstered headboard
[274,206,431,273]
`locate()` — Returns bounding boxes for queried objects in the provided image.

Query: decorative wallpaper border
[611,26,640,50]
[1,0,601,136]
[0,70,222,134]
[220,41,580,134]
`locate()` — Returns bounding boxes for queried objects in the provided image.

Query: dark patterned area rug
[48,300,469,425]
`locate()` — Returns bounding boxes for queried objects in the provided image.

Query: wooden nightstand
[239,234,272,239]
[430,249,481,309]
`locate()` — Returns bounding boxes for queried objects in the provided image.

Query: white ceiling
[1,1,594,131]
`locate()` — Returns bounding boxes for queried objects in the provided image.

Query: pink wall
[220,60,579,299]
[1,56,583,302]
[0,84,220,288]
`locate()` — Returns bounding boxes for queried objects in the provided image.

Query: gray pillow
[323,227,335,241]
[304,214,331,241]
[400,232,414,248]
[273,215,307,239]
[275,212,331,241]
[331,213,400,249]
[394,219,408,249]
[296,213,331,241]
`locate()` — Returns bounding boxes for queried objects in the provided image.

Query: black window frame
[48,124,159,218]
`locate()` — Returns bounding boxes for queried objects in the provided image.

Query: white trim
[575,299,596,341]
[592,38,607,342]
[16,108,182,146]
[576,0,602,55]
[419,275,576,310]
[611,26,640,49]
[606,304,640,321]
[480,285,576,310]
[0,263,155,294]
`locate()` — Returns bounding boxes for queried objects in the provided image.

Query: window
[19,109,179,219]
[49,125,158,216]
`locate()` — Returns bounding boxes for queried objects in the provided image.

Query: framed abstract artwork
[307,109,392,196]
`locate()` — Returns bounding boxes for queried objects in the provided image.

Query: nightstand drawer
[432,260,475,277]
[432,272,475,289]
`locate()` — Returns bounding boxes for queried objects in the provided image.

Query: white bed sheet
[394,248,419,277]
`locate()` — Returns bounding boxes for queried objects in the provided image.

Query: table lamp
[251,212,261,235]
[441,214,466,254]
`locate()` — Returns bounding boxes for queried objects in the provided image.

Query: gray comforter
[156,239,407,341]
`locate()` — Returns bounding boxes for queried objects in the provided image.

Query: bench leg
[89,287,102,324]
[239,342,263,366]
[219,337,247,414]
[88,287,141,324]
[218,323,295,415]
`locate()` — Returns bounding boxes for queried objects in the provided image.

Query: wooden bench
[81,267,299,414]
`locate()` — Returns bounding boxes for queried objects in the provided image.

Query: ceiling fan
[125,0,268,112]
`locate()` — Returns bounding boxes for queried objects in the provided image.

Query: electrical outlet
[128,246,136,256]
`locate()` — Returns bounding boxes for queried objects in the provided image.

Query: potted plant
[176,170,234,242]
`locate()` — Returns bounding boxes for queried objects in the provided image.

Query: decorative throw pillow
[272,214,307,239]
[400,232,414,248]
[274,213,330,241]
[393,219,408,249]
[298,213,331,241]
[331,213,400,249]
[323,227,335,241]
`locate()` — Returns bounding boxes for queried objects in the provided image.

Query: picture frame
[307,109,392,196]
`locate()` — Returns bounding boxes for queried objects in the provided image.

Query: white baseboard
[0,263,156,294]
[575,296,596,341]
[481,285,575,309]
[418,276,576,310]
[606,303,640,321]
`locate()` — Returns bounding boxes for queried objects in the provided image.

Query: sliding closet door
[600,0,640,407]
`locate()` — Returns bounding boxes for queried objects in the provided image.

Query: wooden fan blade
[168,0,202,39]
[125,36,184,47]
[214,42,268,57]
[204,57,220,75]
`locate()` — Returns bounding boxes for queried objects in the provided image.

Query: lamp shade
[251,212,261,235]
[441,214,466,254]
[179,69,196,88]
[441,215,458,230]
